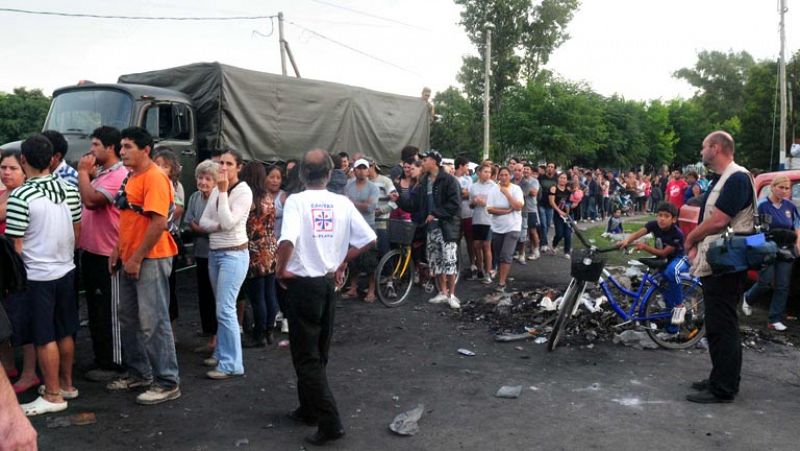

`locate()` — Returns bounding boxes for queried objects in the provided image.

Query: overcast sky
[0,0,795,101]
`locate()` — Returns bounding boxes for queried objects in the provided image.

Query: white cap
[353,158,370,169]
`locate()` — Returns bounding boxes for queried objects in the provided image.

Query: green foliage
[430,87,483,160]
[0,88,51,144]
[666,99,709,167]
[738,60,779,170]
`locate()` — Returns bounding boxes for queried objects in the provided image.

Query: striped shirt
[5,174,81,280]
[54,160,79,187]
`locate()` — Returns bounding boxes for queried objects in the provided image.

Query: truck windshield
[44,90,133,135]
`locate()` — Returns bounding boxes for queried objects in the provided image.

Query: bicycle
[375,220,460,308]
[546,216,705,351]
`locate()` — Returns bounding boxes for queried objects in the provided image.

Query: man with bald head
[684,131,755,404]
[276,149,376,445]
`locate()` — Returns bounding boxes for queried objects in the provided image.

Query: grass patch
[573,215,657,266]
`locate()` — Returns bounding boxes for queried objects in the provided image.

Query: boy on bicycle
[617,202,689,329]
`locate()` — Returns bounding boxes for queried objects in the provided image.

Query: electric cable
[0,7,276,21]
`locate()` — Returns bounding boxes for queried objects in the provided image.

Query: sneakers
[540,246,550,255]
[428,293,449,304]
[281,319,289,334]
[564,253,571,260]
[447,295,461,309]
[671,306,686,325]
[769,322,788,331]
[106,376,152,391]
[741,297,753,317]
[516,255,527,265]
[203,357,219,367]
[481,274,493,285]
[527,249,541,260]
[136,386,181,405]
[467,268,480,281]
[21,396,68,416]
[494,285,506,294]
[207,370,244,380]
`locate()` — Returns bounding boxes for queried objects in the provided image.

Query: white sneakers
[527,249,541,260]
[741,297,753,317]
[448,295,461,309]
[428,293,449,304]
[769,322,788,331]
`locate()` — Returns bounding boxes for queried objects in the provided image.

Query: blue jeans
[118,257,179,389]
[745,259,795,323]
[538,207,554,247]
[209,249,249,374]
[586,196,598,220]
[552,214,572,254]
[245,274,279,335]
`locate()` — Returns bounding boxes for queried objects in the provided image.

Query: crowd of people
[0,125,798,447]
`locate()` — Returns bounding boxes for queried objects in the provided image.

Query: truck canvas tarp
[118,62,430,165]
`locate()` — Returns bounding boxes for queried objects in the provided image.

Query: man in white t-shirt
[454,157,477,278]
[277,149,376,446]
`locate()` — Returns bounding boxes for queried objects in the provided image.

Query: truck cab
[2,83,198,191]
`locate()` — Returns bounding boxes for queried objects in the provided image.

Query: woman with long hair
[199,150,252,379]
[549,172,573,258]
[240,162,279,347]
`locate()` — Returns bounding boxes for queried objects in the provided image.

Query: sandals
[363,295,377,303]
[38,384,79,400]
[13,376,41,394]
[21,395,68,416]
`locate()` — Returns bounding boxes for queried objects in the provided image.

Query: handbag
[706,173,778,274]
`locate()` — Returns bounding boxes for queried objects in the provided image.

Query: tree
[666,98,709,168]
[673,50,755,125]
[641,100,677,168]
[430,87,483,160]
[738,60,779,170]
[0,88,50,145]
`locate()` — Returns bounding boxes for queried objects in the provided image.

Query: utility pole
[278,12,288,76]
[779,0,788,169]
[483,23,493,162]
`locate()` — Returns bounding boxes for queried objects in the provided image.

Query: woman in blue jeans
[240,162,279,347]
[199,149,252,379]
[742,176,800,331]
[549,172,573,258]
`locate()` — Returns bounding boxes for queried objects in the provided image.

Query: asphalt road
[26,250,800,451]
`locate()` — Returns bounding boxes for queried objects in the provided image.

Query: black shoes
[686,390,734,404]
[690,379,709,391]
[305,429,345,446]
[287,408,318,426]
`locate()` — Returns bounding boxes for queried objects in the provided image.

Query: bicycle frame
[598,267,702,323]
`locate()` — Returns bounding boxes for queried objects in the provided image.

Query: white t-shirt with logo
[458,174,473,219]
[487,183,524,234]
[469,180,497,226]
[279,189,377,277]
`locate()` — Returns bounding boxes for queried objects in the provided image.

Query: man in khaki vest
[684,131,755,404]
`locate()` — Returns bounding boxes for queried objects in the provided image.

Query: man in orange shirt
[106,127,181,405]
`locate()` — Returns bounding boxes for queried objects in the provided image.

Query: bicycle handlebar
[562,215,622,255]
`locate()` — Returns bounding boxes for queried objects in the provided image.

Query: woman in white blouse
[199,150,253,379]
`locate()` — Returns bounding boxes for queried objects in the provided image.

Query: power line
[311,0,429,31]
[0,7,276,21]
[287,20,422,77]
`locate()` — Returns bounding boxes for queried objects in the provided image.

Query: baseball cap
[353,158,370,169]
[420,149,442,164]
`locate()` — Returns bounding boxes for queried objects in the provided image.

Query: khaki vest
[692,161,756,277]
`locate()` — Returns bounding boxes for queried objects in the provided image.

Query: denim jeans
[245,273,279,335]
[208,248,249,374]
[745,259,795,323]
[538,206,554,247]
[552,214,572,254]
[586,196,598,221]
[117,257,179,389]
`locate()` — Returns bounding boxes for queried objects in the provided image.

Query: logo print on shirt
[312,208,334,233]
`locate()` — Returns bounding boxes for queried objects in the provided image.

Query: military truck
[2,62,430,190]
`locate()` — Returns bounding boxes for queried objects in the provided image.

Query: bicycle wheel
[375,248,414,308]
[546,279,585,352]
[644,280,705,350]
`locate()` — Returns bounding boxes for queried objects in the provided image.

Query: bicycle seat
[636,258,668,270]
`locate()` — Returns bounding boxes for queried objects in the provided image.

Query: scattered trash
[277,339,290,348]
[495,332,536,342]
[533,337,548,344]
[234,438,249,447]
[457,348,476,356]
[392,395,400,402]
[613,330,658,350]
[624,266,644,278]
[46,412,97,428]
[539,296,557,311]
[495,385,523,399]
[389,404,425,436]
[514,346,524,351]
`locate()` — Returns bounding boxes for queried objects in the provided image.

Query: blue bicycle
[546,217,705,351]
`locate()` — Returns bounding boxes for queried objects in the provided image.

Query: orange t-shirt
[118,163,178,262]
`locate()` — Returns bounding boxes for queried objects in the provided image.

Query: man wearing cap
[342,158,380,302]
[397,150,462,308]
[277,149,376,445]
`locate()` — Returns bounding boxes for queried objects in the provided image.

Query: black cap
[420,149,442,164]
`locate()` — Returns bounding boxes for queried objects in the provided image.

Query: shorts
[351,247,378,274]
[460,218,473,241]
[472,224,491,241]
[492,231,520,264]
[527,211,540,229]
[519,220,529,243]
[426,227,458,276]
[8,270,79,346]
